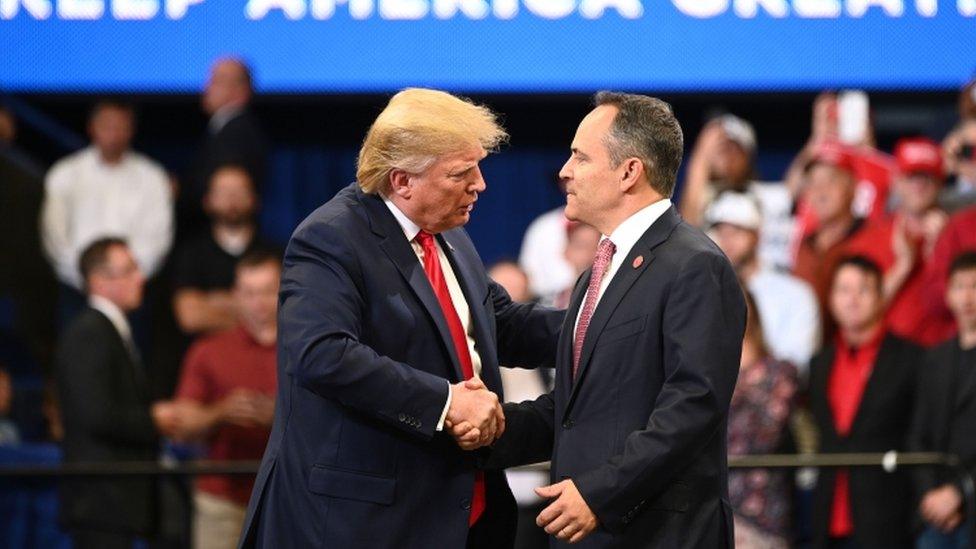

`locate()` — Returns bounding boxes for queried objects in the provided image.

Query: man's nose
[471,167,487,192]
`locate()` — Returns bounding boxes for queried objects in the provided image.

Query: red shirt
[843,215,947,346]
[176,326,277,506]
[924,206,976,341]
[794,147,895,242]
[827,328,885,538]
[850,148,896,222]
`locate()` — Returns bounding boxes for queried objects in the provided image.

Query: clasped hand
[444,378,504,450]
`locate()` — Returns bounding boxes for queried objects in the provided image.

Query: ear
[389,169,412,199]
[618,157,646,193]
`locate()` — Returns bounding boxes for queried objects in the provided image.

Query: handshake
[445,378,505,451]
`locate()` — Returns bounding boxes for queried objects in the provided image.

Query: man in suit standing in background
[182,58,269,238]
[239,88,563,548]
[55,237,163,548]
[480,92,746,547]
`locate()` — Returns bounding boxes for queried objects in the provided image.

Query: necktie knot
[594,238,616,270]
[415,230,436,251]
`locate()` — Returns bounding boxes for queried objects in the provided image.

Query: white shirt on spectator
[41,146,173,289]
[746,182,797,271]
[747,265,821,379]
[519,206,575,302]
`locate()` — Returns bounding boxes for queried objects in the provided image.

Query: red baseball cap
[806,140,856,174]
[894,137,943,180]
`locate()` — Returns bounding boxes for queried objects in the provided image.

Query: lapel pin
[632,255,644,269]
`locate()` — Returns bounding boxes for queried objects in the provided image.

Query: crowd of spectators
[1,66,976,548]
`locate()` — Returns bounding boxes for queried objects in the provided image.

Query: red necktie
[573,238,616,379]
[415,230,485,526]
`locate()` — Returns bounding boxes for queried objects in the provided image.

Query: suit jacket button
[461,499,471,510]
[562,419,574,429]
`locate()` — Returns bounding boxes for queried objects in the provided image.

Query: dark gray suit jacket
[487,206,746,548]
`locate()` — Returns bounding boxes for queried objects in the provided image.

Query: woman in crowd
[728,292,800,549]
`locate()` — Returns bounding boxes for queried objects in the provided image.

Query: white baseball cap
[705,191,762,231]
[718,114,757,154]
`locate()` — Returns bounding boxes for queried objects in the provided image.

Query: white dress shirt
[41,146,174,289]
[574,199,672,334]
[209,105,244,134]
[519,206,575,300]
[383,197,483,430]
[747,266,821,379]
[89,294,138,360]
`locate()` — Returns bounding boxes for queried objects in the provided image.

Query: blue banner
[0,0,973,93]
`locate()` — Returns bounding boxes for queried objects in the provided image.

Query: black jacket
[55,307,158,535]
[487,206,746,548]
[808,333,921,548]
[181,110,269,235]
[908,337,976,547]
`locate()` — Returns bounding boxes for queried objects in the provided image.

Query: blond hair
[357,88,508,194]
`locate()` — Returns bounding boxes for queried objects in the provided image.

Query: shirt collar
[837,325,885,356]
[89,294,132,343]
[209,105,244,134]
[604,198,672,256]
[383,195,423,242]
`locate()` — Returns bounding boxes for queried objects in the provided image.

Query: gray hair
[593,91,684,198]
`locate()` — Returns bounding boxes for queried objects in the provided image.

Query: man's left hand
[535,480,598,543]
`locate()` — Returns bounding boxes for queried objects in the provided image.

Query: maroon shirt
[176,326,277,506]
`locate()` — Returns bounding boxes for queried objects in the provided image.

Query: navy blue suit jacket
[486,207,746,548]
[239,184,562,548]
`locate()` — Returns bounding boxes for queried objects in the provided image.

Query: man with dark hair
[172,164,271,336]
[482,92,745,547]
[910,251,976,548]
[56,237,164,548]
[182,58,268,237]
[153,249,281,549]
[42,101,173,294]
[808,255,920,548]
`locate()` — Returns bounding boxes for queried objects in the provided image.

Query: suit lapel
[358,190,465,382]
[557,271,590,402]
[91,308,148,401]
[812,346,842,443]
[564,207,681,414]
[439,231,504,395]
[848,335,893,438]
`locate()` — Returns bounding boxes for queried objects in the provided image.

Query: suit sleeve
[481,392,557,470]
[573,252,746,534]
[279,222,449,440]
[907,347,947,497]
[491,280,564,369]
[56,326,156,446]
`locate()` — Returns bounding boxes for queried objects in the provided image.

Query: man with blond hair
[238,89,562,548]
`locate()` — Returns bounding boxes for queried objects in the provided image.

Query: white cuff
[436,380,452,431]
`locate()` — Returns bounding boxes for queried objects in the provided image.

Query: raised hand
[445,377,504,450]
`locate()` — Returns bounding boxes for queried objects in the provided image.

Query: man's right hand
[920,484,963,532]
[445,378,504,450]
